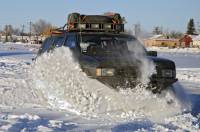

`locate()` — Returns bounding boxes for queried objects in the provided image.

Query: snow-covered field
[0,43,199,131]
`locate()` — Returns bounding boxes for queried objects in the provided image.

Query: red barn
[179,35,193,47]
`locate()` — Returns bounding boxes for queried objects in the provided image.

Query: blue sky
[0,0,199,32]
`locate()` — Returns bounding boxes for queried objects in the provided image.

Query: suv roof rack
[67,13,124,33]
[50,12,125,35]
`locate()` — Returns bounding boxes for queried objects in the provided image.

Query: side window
[65,34,76,48]
[38,38,53,54]
[48,37,64,51]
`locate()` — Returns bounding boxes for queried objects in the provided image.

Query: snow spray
[30,47,184,122]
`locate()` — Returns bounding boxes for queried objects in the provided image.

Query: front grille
[152,66,176,79]
[115,66,138,77]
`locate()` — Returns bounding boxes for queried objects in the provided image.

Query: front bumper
[96,76,138,89]
[96,76,178,92]
[149,77,178,91]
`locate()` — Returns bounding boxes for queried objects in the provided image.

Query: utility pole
[5,25,8,42]
[29,21,32,42]
[21,24,25,42]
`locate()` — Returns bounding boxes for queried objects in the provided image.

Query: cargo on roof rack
[66,12,124,33]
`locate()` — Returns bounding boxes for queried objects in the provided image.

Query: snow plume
[171,82,191,112]
[29,47,184,122]
[127,41,156,84]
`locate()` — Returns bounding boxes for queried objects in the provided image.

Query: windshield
[79,35,146,56]
[38,36,64,55]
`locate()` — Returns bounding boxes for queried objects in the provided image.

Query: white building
[193,35,200,48]
[0,35,45,44]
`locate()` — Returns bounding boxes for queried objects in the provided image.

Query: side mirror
[147,51,157,57]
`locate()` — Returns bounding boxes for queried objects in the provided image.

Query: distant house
[144,35,163,47]
[193,35,200,48]
[154,39,179,48]
[144,35,179,48]
[179,35,193,47]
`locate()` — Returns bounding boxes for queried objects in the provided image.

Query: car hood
[80,54,141,68]
[80,54,176,70]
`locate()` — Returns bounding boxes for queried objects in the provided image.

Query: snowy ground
[0,43,199,131]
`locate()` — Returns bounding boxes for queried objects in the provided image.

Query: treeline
[152,26,184,39]
[1,18,199,41]
[152,18,199,38]
[0,19,55,37]
[131,18,200,39]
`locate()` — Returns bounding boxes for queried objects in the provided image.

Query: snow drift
[0,57,45,107]
[0,43,198,131]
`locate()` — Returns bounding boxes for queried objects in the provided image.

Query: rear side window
[48,36,64,51]
[38,37,53,55]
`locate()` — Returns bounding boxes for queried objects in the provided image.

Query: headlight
[161,69,173,77]
[96,68,115,76]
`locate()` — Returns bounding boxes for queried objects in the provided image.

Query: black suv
[37,13,177,93]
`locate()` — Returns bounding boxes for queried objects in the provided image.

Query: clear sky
[0,0,199,32]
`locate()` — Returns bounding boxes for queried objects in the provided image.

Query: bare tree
[13,28,21,36]
[3,25,14,35]
[167,31,183,39]
[32,19,52,36]
[3,25,14,42]
[152,26,163,35]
